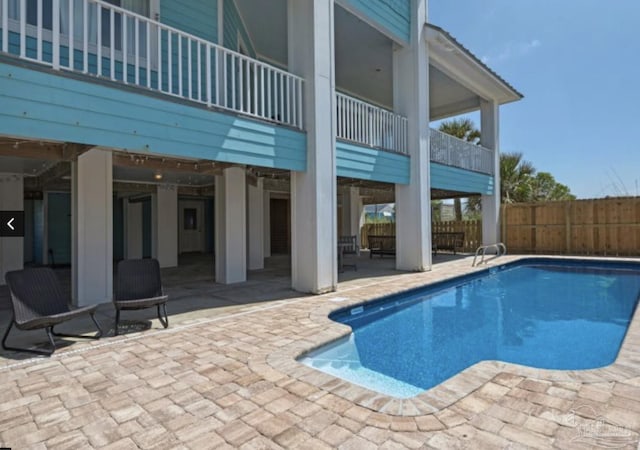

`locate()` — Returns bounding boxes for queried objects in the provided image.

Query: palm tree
[467,152,535,213]
[438,118,481,144]
[500,152,536,203]
[438,119,481,219]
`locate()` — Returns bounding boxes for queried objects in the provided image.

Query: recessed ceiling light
[154,171,163,181]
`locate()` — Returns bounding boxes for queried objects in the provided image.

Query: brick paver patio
[1,255,639,449]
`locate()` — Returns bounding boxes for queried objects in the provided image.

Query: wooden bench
[368,235,396,258]
[432,232,465,255]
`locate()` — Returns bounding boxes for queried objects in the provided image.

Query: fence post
[565,202,571,254]
[501,204,507,248]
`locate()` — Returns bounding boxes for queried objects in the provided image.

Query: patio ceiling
[234,1,520,120]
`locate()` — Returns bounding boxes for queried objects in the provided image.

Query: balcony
[336,92,408,155]
[429,128,494,175]
[0,0,304,130]
[335,93,494,177]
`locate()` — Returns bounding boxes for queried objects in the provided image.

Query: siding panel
[341,0,410,43]
[223,0,256,56]
[0,61,306,171]
[161,0,218,43]
[337,140,410,184]
[430,162,495,195]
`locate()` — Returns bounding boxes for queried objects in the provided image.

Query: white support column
[481,99,500,245]
[263,191,271,258]
[72,149,113,306]
[156,185,178,268]
[247,178,264,270]
[339,187,348,236]
[215,167,246,284]
[340,187,361,246]
[348,187,362,247]
[393,0,431,271]
[0,174,24,285]
[288,0,337,293]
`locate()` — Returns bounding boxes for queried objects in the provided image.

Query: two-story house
[0,0,521,303]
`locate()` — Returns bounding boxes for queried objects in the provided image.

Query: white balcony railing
[336,92,408,154]
[0,0,304,129]
[429,128,494,175]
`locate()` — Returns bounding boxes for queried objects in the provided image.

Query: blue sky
[430,0,640,199]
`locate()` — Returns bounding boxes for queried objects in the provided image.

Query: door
[179,200,204,253]
[126,201,143,259]
[47,193,71,265]
[270,198,290,254]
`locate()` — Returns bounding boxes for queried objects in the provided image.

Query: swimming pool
[299,259,640,398]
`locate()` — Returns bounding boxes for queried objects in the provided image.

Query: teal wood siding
[161,0,218,43]
[337,141,410,185]
[223,0,256,56]
[430,163,495,195]
[0,61,306,171]
[342,0,410,43]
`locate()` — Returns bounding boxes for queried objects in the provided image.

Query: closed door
[270,199,290,254]
[179,201,204,253]
[127,202,143,259]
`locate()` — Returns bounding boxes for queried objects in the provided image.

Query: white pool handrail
[472,243,507,267]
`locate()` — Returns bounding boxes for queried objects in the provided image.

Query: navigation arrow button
[0,211,24,237]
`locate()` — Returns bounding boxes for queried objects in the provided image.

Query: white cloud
[482,39,542,64]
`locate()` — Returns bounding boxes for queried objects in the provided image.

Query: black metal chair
[114,259,169,336]
[3,268,103,356]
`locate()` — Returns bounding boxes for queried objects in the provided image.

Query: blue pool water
[300,259,640,398]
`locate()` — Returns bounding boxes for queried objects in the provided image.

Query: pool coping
[266,255,640,417]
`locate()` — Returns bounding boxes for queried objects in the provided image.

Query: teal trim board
[341,0,410,43]
[337,140,410,185]
[430,162,494,195]
[0,61,306,171]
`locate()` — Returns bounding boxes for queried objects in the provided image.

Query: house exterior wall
[161,0,218,43]
[339,0,411,43]
[430,162,495,195]
[223,0,256,56]
[0,61,307,171]
[336,141,410,185]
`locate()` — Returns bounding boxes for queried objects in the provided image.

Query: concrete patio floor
[1,253,639,449]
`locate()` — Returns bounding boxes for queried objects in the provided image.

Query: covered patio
[0,251,470,358]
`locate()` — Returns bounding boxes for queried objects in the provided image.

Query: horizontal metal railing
[430,128,494,175]
[336,92,408,154]
[0,0,304,129]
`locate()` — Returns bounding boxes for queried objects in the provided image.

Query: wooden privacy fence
[360,220,482,253]
[502,197,640,256]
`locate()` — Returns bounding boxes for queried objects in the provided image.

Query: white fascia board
[426,26,522,105]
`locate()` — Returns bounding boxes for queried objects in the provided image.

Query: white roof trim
[426,24,522,105]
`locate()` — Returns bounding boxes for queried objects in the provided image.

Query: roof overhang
[426,24,523,107]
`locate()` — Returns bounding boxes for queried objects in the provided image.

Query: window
[183,208,197,231]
